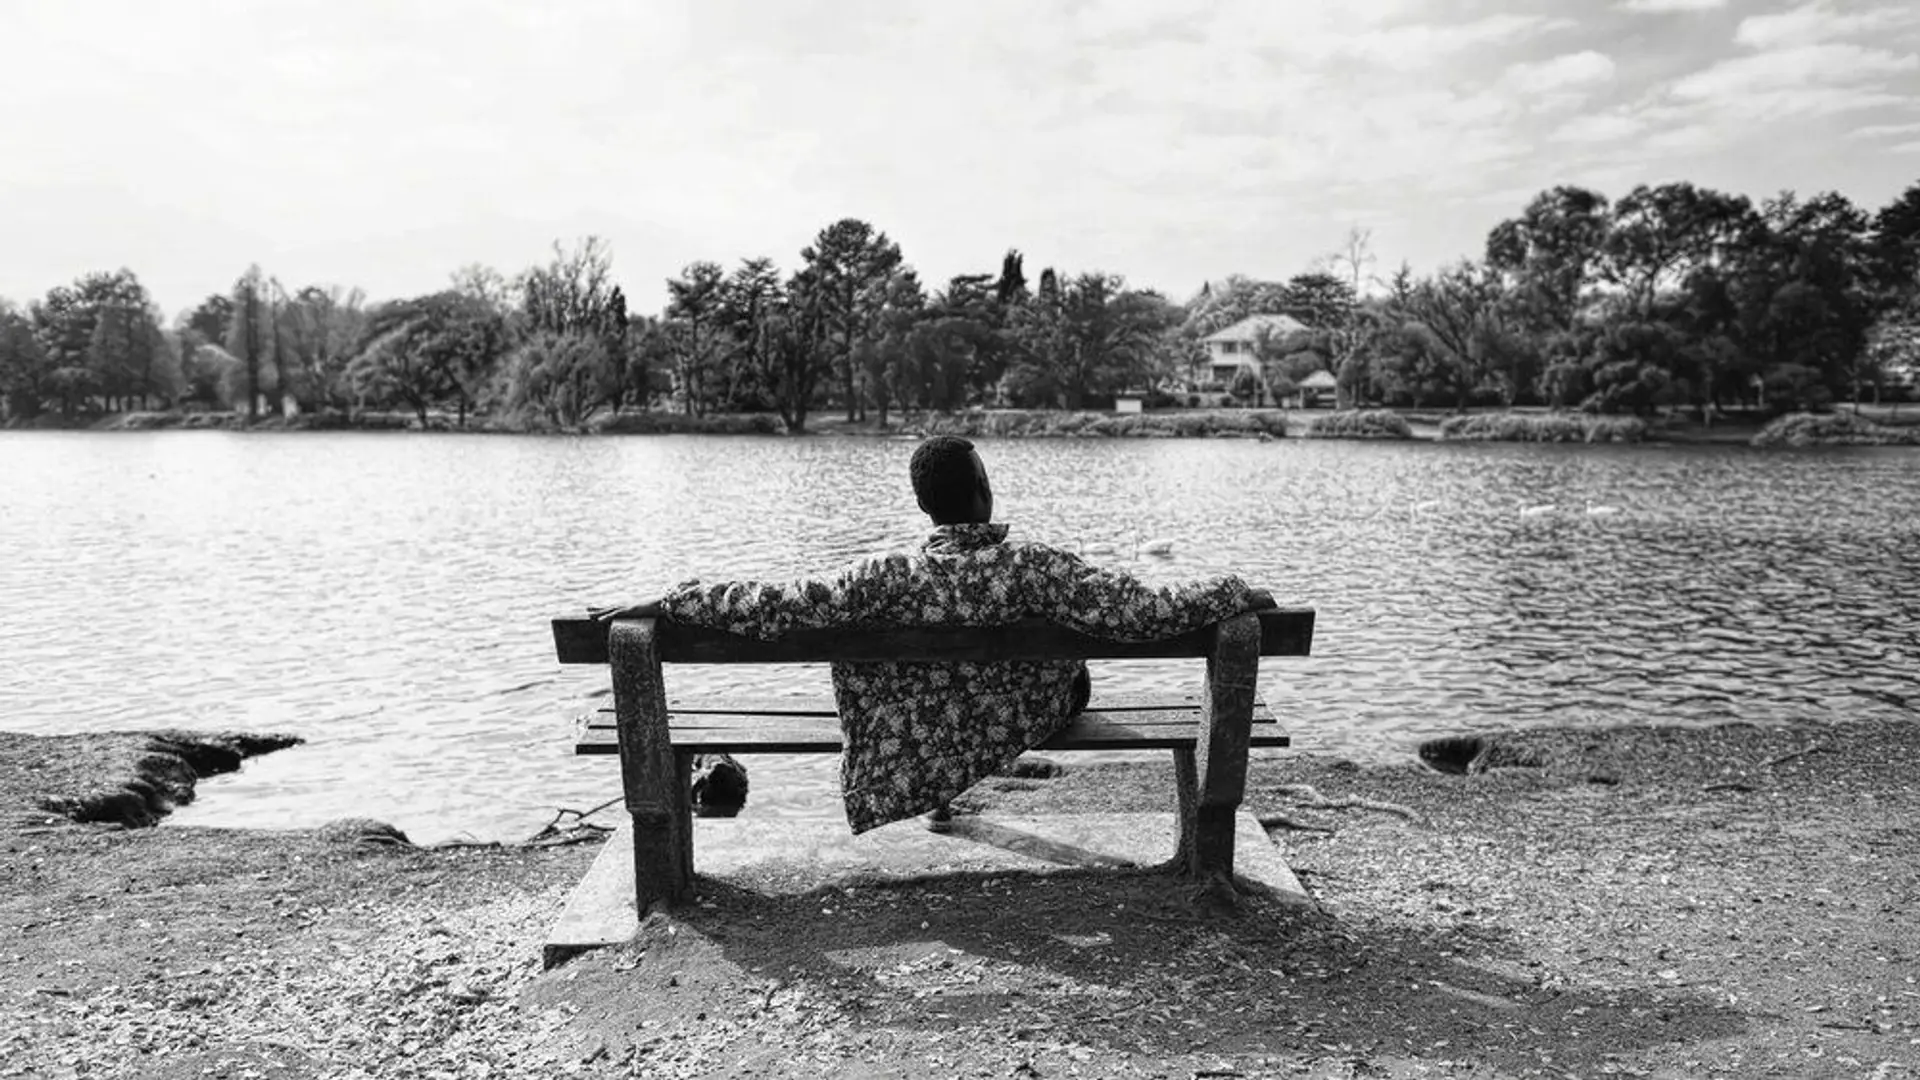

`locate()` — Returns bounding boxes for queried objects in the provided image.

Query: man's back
[661,520,1258,832]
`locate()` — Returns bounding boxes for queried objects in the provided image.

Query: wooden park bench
[550,607,1315,914]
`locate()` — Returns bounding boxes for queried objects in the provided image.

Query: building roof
[1200,313,1309,344]
[186,341,240,363]
[1298,370,1339,390]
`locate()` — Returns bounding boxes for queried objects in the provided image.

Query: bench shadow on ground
[541,862,1747,1071]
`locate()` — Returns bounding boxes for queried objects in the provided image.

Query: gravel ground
[3,719,1916,1078]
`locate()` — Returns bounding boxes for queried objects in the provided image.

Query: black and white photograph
[3,1,1917,1076]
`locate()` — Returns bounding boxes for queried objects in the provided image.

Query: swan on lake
[1138,538,1175,556]
[1519,503,1558,519]
[1585,500,1622,517]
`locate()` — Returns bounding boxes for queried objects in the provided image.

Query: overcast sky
[3,0,1917,318]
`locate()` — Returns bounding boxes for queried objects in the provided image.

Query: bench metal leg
[609,620,695,912]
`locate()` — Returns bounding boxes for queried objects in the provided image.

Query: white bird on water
[1078,534,1176,559]
[1585,499,1622,517]
[1519,503,1558,519]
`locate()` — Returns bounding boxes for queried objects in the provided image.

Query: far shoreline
[5,404,1917,447]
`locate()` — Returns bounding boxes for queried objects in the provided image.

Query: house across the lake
[1198,314,1309,385]
[1293,369,1339,409]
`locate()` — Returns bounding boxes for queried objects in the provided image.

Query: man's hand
[590,599,663,622]
[1244,588,1277,611]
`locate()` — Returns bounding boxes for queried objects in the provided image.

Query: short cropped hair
[909,436,980,521]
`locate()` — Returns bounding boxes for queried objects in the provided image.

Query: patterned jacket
[661,523,1257,833]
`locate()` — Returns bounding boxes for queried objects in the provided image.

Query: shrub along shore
[910,409,1287,439]
[1749,410,1920,447]
[12,405,1920,447]
[1436,412,1650,443]
[1301,409,1415,439]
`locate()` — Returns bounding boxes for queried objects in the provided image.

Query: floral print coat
[661,523,1257,833]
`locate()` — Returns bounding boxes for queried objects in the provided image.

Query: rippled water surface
[3,431,1915,842]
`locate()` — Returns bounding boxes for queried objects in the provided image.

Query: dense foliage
[4,179,1918,427]
[1437,413,1648,443]
[1301,410,1413,440]
[915,410,1287,439]
[1381,182,1920,416]
[1749,411,1920,447]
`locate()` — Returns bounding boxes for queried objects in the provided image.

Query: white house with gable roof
[1197,314,1309,386]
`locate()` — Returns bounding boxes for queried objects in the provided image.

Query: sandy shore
[3,718,1915,1078]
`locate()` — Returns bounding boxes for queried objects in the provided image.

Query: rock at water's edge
[0,729,303,829]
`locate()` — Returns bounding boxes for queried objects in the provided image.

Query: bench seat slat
[662,698,835,716]
[574,711,1292,755]
[574,726,1293,754]
[587,701,1277,731]
[648,691,1239,717]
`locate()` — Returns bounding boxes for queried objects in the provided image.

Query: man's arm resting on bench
[591,599,663,622]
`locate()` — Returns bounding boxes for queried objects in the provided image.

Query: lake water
[2,430,1916,843]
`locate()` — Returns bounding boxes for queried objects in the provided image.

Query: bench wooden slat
[575,714,1292,755]
[553,608,1314,666]
[623,691,1273,720]
[663,698,836,716]
[591,707,1276,728]
[577,724,826,754]
[584,704,1275,735]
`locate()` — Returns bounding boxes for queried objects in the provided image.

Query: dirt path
[3,719,1915,1078]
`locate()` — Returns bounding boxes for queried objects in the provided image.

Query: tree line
[1342,181,1920,414]
[0,227,1199,432]
[3,177,1917,430]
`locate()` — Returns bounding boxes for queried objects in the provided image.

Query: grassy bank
[1300,409,1414,440]
[5,719,1915,1077]
[74,410,415,432]
[84,407,787,432]
[1438,412,1649,443]
[16,408,1292,439]
[14,409,789,436]
[1751,410,1920,447]
[589,411,783,435]
[911,409,1287,439]
[23,405,1920,450]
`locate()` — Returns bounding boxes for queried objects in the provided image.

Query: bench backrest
[551,608,1314,665]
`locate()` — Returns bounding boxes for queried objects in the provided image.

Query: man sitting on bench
[594,436,1274,836]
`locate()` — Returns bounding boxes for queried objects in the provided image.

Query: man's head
[909,436,992,525]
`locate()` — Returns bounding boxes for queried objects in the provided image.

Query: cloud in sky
[1617,0,1727,12]
[1733,0,1920,48]
[1503,50,1619,95]
[1634,1,1920,156]
[1854,121,1920,138]
[1670,43,1917,111]
[0,0,1915,315]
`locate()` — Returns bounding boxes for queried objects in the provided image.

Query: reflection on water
[2,431,1915,842]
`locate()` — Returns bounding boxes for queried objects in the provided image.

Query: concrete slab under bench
[543,810,1312,969]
